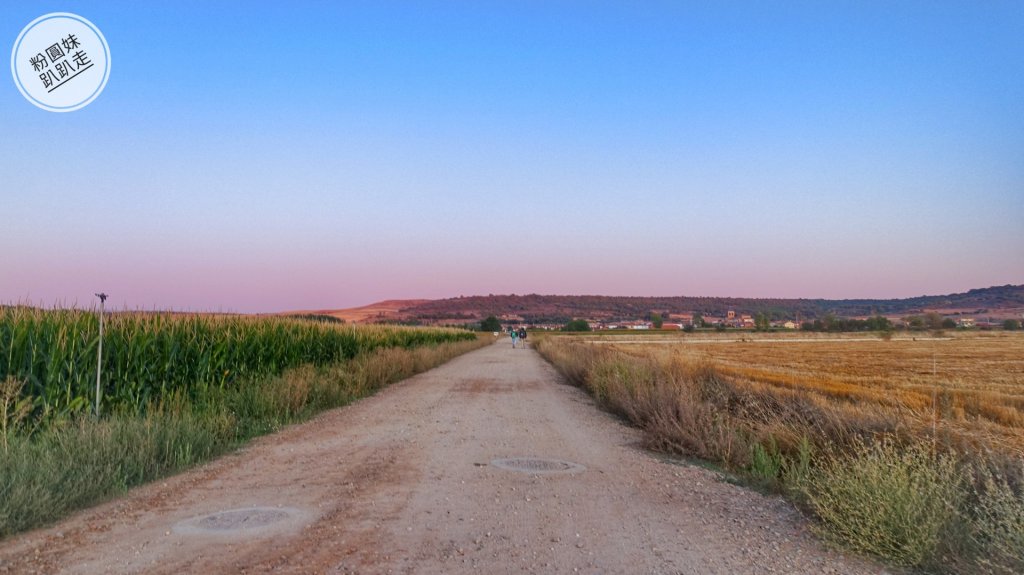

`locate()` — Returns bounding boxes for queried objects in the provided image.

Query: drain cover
[196,508,290,530]
[491,457,586,474]
[174,507,305,535]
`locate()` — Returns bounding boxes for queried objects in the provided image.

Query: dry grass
[609,332,1024,457]
[535,332,1024,573]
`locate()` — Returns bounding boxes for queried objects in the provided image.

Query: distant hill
[298,285,1024,325]
[281,299,430,324]
[401,285,1024,324]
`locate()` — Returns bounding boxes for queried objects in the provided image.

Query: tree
[1004,319,1022,331]
[564,319,591,332]
[480,315,501,332]
[866,315,892,332]
[651,313,664,329]
[822,313,841,332]
[754,313,771,331]
[941,318,957,329]
[693,313,705,328]
[925,312,945,331]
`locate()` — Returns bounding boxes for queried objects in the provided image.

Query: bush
[965,464,1024,574]
[480,316,502,332]
[563,319,591,332]
[802,440,961,567]
[749,439,785,486]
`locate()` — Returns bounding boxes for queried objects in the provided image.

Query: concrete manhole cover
[174,507,306,536]
[491,457,586,474]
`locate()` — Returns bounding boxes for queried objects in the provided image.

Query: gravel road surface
[0,341,885,574]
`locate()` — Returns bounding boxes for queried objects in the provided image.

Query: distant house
[674,314,694,325]
[958,318,976,328]
[740,314,754,328]
[783,320,798,330]
[727,310,736,320]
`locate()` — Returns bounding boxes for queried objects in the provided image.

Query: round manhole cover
[196,508,290,530]
[174,507,306,535]
[491,457,586,474]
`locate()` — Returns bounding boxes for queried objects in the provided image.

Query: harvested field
[602,333,1024,455]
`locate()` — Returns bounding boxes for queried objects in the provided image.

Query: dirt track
[0,341,884,574]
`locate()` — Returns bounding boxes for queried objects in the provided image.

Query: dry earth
[0,341,886,574]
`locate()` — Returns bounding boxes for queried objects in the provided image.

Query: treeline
[401,285,1024,323]
[800,315,894,332]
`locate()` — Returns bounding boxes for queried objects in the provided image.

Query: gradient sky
[3,1,1022,312]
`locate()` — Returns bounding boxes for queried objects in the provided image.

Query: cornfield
[0,306,475,418]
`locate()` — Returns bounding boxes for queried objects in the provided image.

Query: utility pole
[95,293,107,417]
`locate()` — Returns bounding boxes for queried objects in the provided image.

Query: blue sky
[2,2,1022,311]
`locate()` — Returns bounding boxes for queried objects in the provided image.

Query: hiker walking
[517,327,527,347]
[510,327,519,348]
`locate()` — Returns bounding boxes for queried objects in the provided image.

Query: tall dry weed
[535,335,1024,573]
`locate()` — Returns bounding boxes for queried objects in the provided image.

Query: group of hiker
[509,326,528,348]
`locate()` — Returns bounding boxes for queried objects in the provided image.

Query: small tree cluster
[563,319,591,332]
[754,313,771,331]
[480,315,502,332]
[802,315,893,332]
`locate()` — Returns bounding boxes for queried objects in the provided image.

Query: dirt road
[0,341,883,574]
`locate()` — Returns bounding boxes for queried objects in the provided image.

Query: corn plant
[0,306,474,423]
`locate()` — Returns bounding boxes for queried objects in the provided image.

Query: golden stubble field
[599,331,1024,456]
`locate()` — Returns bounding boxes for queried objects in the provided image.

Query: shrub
[749,439,785,486]
[964,464,1024,574]
[563,319,591,332]
[802,440,962,567]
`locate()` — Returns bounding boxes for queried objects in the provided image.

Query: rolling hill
[302,285,1024,325]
